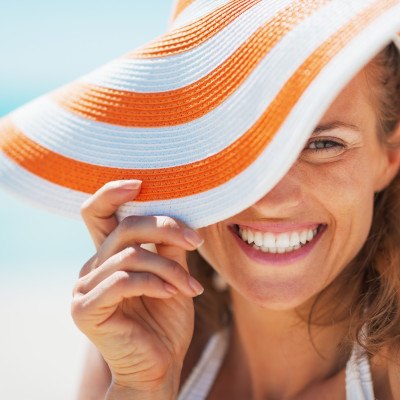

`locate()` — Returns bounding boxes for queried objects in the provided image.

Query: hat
[1,0,400,229]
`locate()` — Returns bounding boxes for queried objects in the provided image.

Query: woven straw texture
[1,0,400,228]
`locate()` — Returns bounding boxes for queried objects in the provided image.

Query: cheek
[311,156,375,267]
[196,225,228,271]
[194,154,377,310]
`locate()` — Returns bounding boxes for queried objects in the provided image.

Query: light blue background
[0,1,174,281]
[0,2,176,398]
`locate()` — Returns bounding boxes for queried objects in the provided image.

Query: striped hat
[1,0,400,229]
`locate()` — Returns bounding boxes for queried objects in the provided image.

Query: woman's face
[196,68,399,310]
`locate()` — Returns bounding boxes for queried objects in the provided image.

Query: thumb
[80,179,142,249]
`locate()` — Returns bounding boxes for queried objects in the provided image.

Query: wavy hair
[188,42,400,361]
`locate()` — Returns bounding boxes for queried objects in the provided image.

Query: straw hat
[0,0,400,228]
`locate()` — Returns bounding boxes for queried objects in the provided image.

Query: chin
[231,277,317,311]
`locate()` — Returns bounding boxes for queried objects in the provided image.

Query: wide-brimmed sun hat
[1,0,400,229]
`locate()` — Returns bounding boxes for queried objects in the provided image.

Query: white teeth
[247,230,254,244]
[299,230,308,244]
[263,233,276,248]
[289,231,300,247]
[238,225,321,253]
[254,231,263,247]
[276,233,290,248]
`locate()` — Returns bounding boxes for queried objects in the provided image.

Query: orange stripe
[170,0,194,23]
[131,0,262,59]
[55,0,329,128]
[1,0,395,201]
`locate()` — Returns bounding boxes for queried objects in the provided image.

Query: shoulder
[370,344,400,400]
[387,346,400,400]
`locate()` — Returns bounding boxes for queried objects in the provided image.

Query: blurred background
[0,1,173,398]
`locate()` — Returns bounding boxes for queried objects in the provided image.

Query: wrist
[105,366,182,400]
[106,382,178,400]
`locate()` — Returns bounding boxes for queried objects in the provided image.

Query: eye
[300,138,347,163]
[305,139,345,152]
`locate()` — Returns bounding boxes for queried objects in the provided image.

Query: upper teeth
[238,226,318,250]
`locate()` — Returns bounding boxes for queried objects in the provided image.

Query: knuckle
[110,270,131,288]
[120,246,141,263]
[72,278,86,297]
[119,215,140,232]
[103,180,116,190]
[79,255,98,278]
[70,296,86,321]
[159,216,180,231]
[79,199,92,219]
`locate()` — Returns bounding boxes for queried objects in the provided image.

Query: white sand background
[0,192,159,399]
[0,3,173,398]
[0,190,94,399]
[0,273,88,399]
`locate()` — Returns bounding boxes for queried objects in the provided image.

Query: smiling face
[196,67,399,311]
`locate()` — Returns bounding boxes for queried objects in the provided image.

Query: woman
[0,1,400,399]
[72,41,400,399]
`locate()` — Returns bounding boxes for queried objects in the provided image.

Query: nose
[250,162,305,215]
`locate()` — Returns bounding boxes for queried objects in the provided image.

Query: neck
[226,286,356,399]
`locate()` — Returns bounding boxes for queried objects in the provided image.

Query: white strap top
[178,327,375,400]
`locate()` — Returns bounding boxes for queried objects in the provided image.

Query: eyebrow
[311,121,361,136]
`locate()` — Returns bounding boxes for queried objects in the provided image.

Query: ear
[374,122,400,193]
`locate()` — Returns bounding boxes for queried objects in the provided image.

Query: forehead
[317,68,376,131]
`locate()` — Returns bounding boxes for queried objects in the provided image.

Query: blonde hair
[188,42,400,360]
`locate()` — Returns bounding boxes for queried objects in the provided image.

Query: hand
[71,180,204,396]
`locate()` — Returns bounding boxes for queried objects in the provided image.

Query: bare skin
[196,68,400,399]
[73,67,400,399]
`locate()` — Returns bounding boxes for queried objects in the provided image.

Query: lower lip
[229,224,326,266]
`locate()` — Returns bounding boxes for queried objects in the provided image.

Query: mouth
[229,223,327,265]
[233,223,325,252]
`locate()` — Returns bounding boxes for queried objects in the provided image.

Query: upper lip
[233,222,323,234]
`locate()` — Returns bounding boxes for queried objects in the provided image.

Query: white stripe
[123,0,400,229]
[13,0,378,170]
[169,0,232,30]
[2,3,399,230]
[2,0,400,231]
[79,0,294,93]
[0,136,295,228]
[0,150,86,219]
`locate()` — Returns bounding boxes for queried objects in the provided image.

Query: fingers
[79,253,99,279]
[75,246,203,298]
[94,215,204,270]
[71,270,178,324]
[80,180,142,249]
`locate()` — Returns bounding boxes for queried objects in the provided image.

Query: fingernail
[188,276,204,296]
[117,180,142,190]
[183,229,204,248]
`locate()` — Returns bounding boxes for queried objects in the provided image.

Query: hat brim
[1,0,400,228]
